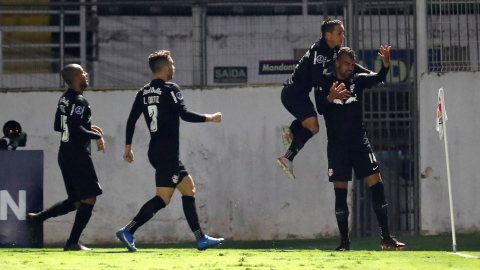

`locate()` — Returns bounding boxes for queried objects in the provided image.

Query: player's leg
[176,163,223,251]
[329,142,353,251]
[62,152,102,251]
[282,119,303,149]
[278,88,318,179]
[354,136,405,250]
[117,155,175,252]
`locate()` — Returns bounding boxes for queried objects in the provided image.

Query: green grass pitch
[1,234,479,269]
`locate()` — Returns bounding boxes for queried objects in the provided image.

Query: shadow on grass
[31,233,479,252]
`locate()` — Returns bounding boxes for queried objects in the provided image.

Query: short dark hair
[61,64,82,85]
[321,19,343,37]
[337,47,356,61]
[148,50,171,74]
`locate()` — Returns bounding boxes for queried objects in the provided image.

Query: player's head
[62,64,88,91]
[149,50,175,81]
[335,47,356,80]
[321,19,345,49]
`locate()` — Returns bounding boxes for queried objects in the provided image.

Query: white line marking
[449,252,479,259]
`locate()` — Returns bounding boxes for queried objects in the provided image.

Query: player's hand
[207,112,222,123]
[378,45,391,68]
[124,145,134,163]
[96,138,105,153]
[327,82,350,102]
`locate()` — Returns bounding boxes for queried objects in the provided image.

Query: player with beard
[116,50,224,252]
[27,64,105,251]
[277,19,371,179]
[315,46,406,251]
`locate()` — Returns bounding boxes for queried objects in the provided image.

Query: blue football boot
[196,234,224,251]
[116,227,138,252]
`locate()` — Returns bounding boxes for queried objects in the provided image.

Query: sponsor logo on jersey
[350,84,355,92]
[328,169,333,176]
[344,96,358,104]
[316,55,325,64]
[172,175,179,184]
[59,97,69,106]
[143,87,162,95]
[176,92,183,100]
[75,106,84,115]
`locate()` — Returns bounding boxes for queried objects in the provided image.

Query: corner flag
[436,87,456,252]
[436,88,448,140]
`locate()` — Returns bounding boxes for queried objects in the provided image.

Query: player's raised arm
[357,45,391,89]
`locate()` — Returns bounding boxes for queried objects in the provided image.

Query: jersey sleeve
[314,79,334,115]
[357,65,390,89]
[353,63,373,74]
[169,84,206,123]
[125,90,143,145]
[68,98,102,140]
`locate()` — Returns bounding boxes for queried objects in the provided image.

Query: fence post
[80,0,87,71]
[60,2,65,87]
[0,30,3,88]
[192,4,206,86]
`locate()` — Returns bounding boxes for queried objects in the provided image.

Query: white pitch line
[449,252,479,259]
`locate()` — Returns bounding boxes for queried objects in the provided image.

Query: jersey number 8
[148,105,158,132]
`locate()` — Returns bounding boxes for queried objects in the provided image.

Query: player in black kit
[26,64,105,251]
[277,19,371,179]
[315,46,406,251]
[116,50,224,252]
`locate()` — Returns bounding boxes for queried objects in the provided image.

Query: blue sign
[0,150,43,248]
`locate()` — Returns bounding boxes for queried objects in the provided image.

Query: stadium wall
[419,72,480,235]
[0,87,344,244]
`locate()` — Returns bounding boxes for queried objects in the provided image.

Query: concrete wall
[419,72,480,235]
[0,87,343,244]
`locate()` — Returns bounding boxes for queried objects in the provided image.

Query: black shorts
[327,136,380,182]
[281,84,317,122]
[148,148,189,188]
[58,151,102,202]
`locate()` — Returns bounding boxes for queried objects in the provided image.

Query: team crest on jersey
[316,55,325,64]
[172,175,179,184]
[328,169,333,177]
[350,84,355,92]
[75,106,84,114]
[176,92,183,100]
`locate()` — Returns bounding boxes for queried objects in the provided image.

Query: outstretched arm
[357,46,391,88]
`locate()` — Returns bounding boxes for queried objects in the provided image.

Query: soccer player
[116,50,224,252]
[277,18,371,179]
[315,46,406,251]
[27,64,105,251]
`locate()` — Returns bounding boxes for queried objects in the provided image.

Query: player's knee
[159,196,171,206]
[81,197,96,205]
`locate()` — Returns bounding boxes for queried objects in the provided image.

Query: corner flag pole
[439,88,457,252]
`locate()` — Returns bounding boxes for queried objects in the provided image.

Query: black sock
[370,182,391,239]
[37,200,76,222]
[66,202,93,246]
[127,196,166,234]
[334,188,350,243]
[289,120,303,136]
[182,196,204,240]
[284,127,313,161]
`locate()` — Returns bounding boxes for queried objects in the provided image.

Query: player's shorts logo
[328,169,333,177]
[172,175,179,184]
[176,92,183,100]
[75,106,84,114]
[316,55,325,64]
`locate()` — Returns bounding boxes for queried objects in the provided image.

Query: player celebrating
[315,46,406,251]
[278,18,371,179]
[116,50,224,252]
[27,64,105,251]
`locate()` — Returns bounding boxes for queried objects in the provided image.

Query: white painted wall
[419,72,480,235]
[0,87,345,244]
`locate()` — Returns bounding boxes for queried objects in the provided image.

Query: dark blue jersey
[54,89,102,153]
[125,79,206,151]
[284,37,371,92]
[315,65,390,142]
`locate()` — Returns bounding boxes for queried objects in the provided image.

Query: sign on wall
[0,150,43,248]
[258,60,298,75]
[214,67,247,83]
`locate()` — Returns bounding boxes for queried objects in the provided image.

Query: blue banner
[0,150,43,248]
